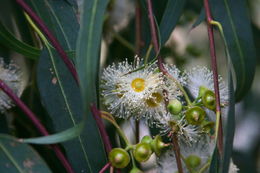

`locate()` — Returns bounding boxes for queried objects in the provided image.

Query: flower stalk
[146,0,184,172]
[203,0,223,155]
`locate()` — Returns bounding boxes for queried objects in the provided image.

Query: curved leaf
[28,0,106,172]
[0,134,51,173]
[209,0,256,102]
[159,0,187,45]
[21,121,84,144]
[76,0,109,170]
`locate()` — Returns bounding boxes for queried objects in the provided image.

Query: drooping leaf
[0,134,51,173]
[209,0,256,102]
[221,72,235,173]
[21,121,84,144]
[159,0,187,45]
[75,0,109,170]
[29,0,106,172]
[0,22,40,60]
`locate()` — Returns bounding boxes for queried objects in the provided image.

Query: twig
[146,1,184,172]
[172,134,184,173]
[0,80,75,173]
[90,104,112,154]
[15,0,78,83]
[99,162,111,173]
[135,0,143,55]
[203,0,223,155]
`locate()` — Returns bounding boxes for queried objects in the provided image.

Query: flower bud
[185,106,206,125]
[133,143,152,162]
[198,86,208,98]
[167,99,182,115]
[185,154,201,168]
[130,167,143,173]
[202,90,216,110]
[202,121,215,133]
[109,148,130,168]
[151,135,168,156]
[141,135,153,144]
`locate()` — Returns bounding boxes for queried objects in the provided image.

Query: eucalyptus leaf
[209,0,256,102]
[21,121,84,144]
[0,134,51,173]
[159,0,186,45]
[76,0,109,171]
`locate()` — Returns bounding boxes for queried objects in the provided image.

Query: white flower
[164,63,187,86]
[186,66,228,104]
[0,58,22,113]
[155,113,201,144]
[101,58,165,119]
[229,159,239,173]
[157,135,215,173]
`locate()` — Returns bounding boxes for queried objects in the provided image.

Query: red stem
[15,0,78,84]
[99,162,111,173]
[0,80,75,173]
[203,0,223,155]
[146,1,183,172]
[172,135,184,173]
[90,104,112,154]
[135,0,142,55]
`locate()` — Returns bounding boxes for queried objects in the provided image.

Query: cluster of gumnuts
[108,135,168,172]
[167,86,216,133]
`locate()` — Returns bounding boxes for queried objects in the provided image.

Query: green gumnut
[109,148,130,168]
[167,99,183,115]
[202,120,215,133]
[151,135,167,156]
[198,86,209,98]
[202,90,216,110]
[185,154,201,168]
[133,143,152,162]
[185,106,206,125]
[141,135,153,144]
[130,167,144,173]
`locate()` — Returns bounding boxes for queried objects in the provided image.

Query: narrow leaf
[209,0,256,101]
[0,134,51,173]
[159,0,187,45]
[21,121,84,144]
[76,0,109,170]
[0,22,40,59]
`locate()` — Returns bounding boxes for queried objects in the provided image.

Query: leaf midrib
[46,46,91,172]
[0,141,25,173]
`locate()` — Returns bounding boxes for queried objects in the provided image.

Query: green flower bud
[151,135,168,156]
[185,154,201,168]
[202,90,216,110]
[109,148,130,168]
[130,167,143,173]
[167,99,183,115]
[198,86,209,98]
[202,121,215,133]
[141,135,153,144]
[133,143,152,162]
[185,106,206,125]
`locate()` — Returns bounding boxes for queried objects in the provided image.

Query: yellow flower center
[131,78,146,92]
[145,92,163,107]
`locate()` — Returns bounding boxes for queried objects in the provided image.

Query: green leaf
[21,121,84,144]
[0,22,40,60]
[0,134,51,173]
[159,0,187,45]
[221,73,235,173]
[76,0,109,170]
[209,0,256,102]
[209,147,220,173]
[29,0,106,172]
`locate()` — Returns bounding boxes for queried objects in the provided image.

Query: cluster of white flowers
[101,57,237,173]
[0,58,22,113]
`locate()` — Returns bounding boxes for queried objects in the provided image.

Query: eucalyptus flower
[0,58,22,113]
[186,66,228,104]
